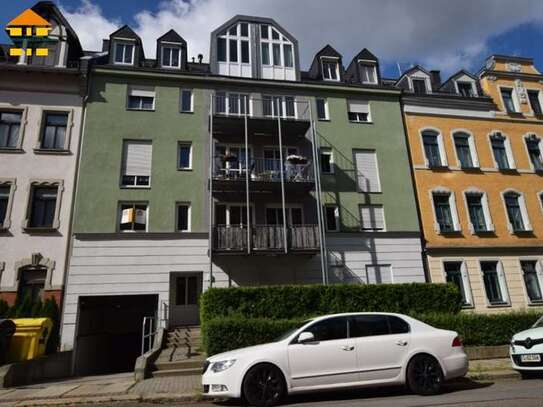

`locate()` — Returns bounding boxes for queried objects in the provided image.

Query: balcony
[211,95,311,138]
[212,224,320,254]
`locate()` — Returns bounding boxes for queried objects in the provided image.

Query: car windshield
[533,316,543,328]
[274,319,312,342]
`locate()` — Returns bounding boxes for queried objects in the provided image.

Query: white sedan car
[202,312,468,406]
[510,316,543,378]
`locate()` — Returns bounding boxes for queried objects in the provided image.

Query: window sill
[0,148,24,154]
[180,110,194,114]
[33,148,71,155]
[177,168,193,171]
[427,165,449,170]
[120,185,151,189]
[23,227,58,233]
[497,168,518,174]
[487,303,511,308]
[318,118,331,122]
[528,301,543,307]
[438,230,461,235]
[126,108,155,112]
[512,229,533,235]
[348,120,373,124]
[461,166,481,172]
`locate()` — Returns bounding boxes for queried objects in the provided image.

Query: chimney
[102,39,110,53]
[197,54,203,64]
[430,70,441,90]
[192,56,195,63]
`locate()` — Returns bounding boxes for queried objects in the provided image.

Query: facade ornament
[506,62,522,72]
[486,75,497,81]
[515,79,528,104]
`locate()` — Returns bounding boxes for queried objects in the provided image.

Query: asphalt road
[91,377,543,407]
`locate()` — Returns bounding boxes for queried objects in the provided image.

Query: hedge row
[200,283,463,322]
[202,312,543,355]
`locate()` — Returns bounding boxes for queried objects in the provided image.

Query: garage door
[74,295,158,376]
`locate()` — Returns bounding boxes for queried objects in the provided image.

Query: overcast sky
[2,0,543,78]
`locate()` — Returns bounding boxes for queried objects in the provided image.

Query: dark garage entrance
[74,294,158,376]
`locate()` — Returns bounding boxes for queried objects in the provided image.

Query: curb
[10,392,202,406]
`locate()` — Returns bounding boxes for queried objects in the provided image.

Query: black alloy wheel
[407,354,444,395]
[242,363,286,407]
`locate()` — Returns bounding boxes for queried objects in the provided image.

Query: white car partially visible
[510,316,543,378]
[202,312,468,406]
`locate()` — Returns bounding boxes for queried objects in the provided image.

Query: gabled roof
[307,44,344,81]
[351,48,378,62]
[344,48,381,85]
[7,8,50,27]
[315,44,342,59]
[440,69,477,89]
[394,64,431,85]
[157,29,186,45]
[110,25,141,41]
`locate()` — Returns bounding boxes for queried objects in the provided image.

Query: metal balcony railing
[212,95,311,121]
[212,157,314,182]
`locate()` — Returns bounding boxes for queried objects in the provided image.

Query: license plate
[521,354,541,363]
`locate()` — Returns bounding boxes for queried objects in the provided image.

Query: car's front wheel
[407,354,444,395]
[242,363,286,407]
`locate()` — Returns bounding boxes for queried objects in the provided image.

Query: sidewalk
[0,372,202,406]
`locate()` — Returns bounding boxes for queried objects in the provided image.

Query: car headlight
[211,359,236,373]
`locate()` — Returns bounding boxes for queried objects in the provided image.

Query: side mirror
[298,331,315,344]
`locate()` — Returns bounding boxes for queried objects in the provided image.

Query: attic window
[322,58,339,81]
[114,42,134,65]
[457,81,475,97]
[162,46,180,68]
[412,79,427,95]
[359,62,377,84]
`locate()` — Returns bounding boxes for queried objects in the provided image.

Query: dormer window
[217,23,250,67]
[322,58,339,81]
[359,62,377,84]
[412,78,427,95]
[114,42,134,65]
[161,46,180,68]
[457,81,475,97]
[260,24,294,69]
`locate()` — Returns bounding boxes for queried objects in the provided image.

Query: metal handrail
[211,95,311,121]
[213,157,314,182]
[141,316,156,356]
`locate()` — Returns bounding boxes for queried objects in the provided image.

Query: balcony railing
[212,224,320,252]
[212,95,310,121]
[213,157,314,183]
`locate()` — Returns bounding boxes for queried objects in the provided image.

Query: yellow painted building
[399,55,543,312]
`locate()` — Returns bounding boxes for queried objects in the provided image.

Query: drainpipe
[208,94,214,288]
[277,100,288,254]
[244,96,251,254]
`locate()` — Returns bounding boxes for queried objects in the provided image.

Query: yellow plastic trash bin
[7,318,53,362]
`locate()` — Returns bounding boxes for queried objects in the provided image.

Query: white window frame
[179,89,193,113]
[519,258,543,305]
[451,130,479,168]
[358,60,378,85]
[523,133,543,172]
[442,260,473,307]
[420,128,447,168]
[463,188,494,234]
[121,139,152,188]
[498,86,521,113]
[359,204,386,231]
[177,142,192,170]
[320,147,334,174]
[478,259,510,307]
[118,202,148,233]
[127,87,156,111]
[408,71,432,94]
[262,95,297,119]
[214,202,255,226]
[176,202,191,232]
[161,45,182,69]
[429,187,460,233]
[321,57,340,81]
[113,40,135,65]
[454,80,478,97]
[488,131,516,170]
[217,23,251,65]
[501,189,532,233]
[324,204,340,232]
[215,92,252,117]
[264,204,304,225]
[315,98,329,121]
[260,25,294,68]
[347,99,371,123]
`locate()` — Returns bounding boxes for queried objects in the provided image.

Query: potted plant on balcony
[286,154,308,165]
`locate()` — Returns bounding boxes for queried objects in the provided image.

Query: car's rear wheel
[407,354,444,395]
[242,363,286,407]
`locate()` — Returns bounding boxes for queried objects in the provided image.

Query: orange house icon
[5,9,52,57]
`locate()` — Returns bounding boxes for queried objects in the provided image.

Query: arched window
[421,130,446,168]
[453,131,478,169]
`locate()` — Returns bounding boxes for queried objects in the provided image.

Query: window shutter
[129,86,155,98]
[360,205,385,230]
[497,262,510,304]
[354,151,380,192]
[348,100,369,114]
[123,141,152,176]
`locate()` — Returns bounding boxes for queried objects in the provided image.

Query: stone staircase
[151,325,205,377]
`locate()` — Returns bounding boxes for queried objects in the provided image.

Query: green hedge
[203,312,543,355]
[200,283,463,323]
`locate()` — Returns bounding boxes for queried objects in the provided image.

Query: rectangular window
[347,100,370,123]
[283,44,293,68]
[457,82,474,97]
[360,63,377,84]
[215,92,226,114]
[521,261,543,303]
[491,137,510,169]
[240,23,248,37]
[412,79,427,94]
[284,96,295,117]
[127,87,155,111]
[119,203,147,232]
[501,88,516,112]
[433,194,454,233]
[526,138,543,170]
[359,205,385,231]
[229,39,238,62]
[0,185,10,227]
[162,47,180,68]
[0,111,22,149]
[454,135,473,168]
[240,40,249,63]
[176,275,198,306]
[261,43,270,65]
[444,262,470,306]
[528,90,542,115]
[272,43,281,66]
[423,134,442,167]
[217,38,226,62]
[18,269,46,303]
[320,148,333,174]
[316,98,328,120]
[354,150,380,192]
[41,113,68,150]
[29,187,58,228]
[176,203,190,232]
[260,24,269,39]
[114,42,134,64]
[504,193,525,231]
[481,261,505,305]
[322,60,338,80]
[180,89,193,113]
[121,140,152,187]
[466,194,487,232]
[178,142,192,170]
[365,265,392,284]
[324,205,339,232]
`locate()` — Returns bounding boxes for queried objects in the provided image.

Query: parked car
[202,312,468,406]
[510,316,543,378]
